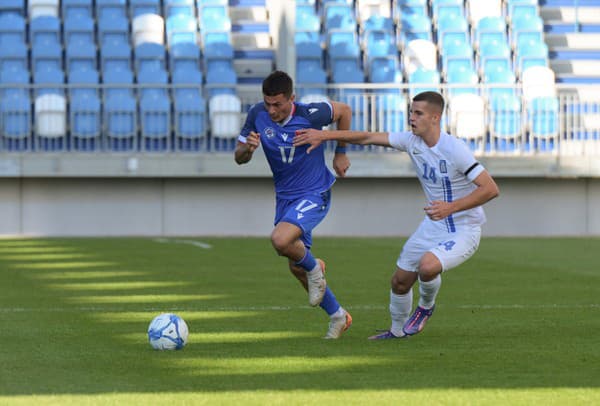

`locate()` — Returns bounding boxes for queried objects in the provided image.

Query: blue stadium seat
[164,0,195,17]
[296,5,320,31]
[374,92,407,132]
[98,13,129,45]
[101,39,132,72]
[138,68,171,150]
[96,0,127,20]
[130,0,161,17]
[199,5,231,33]
[474,16,506,49]
[30,16,63,72]
[134,43,166,73]
[1,91,31,150]
[296,61,327,100]
[33,67,64,97]
[0,13,26,44]
[489,94,522,148]
[64,15,95,45]
[516,41,549,75]
[362,15,394,32]
[172,68,206,149]
[169,42,201,73]
[332,60,364,83]
[166,14,198,45]
[65,16,97,71]
[399,14,432,43]
[362,30,396,65]
[446,65,478,98]
[409,68,441,97]
[529,96,559,152]
[442,41,473,78]
[62,0,93,19]
[485,66,516,99]
[0,0,25,17]
[510,15,543,49]
[103,67,137,149]
[369,56,402,84]
[0,42,28,72]
[205,62,237,96]
[324,3,356,31]
[478,39,511,75]
[69,68,101,148]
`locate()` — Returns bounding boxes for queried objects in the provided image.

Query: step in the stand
[545,33,600,49]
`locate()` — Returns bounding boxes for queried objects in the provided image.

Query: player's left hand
[424,200,454,221]
[333,153,350,177]
[294,129,325,154]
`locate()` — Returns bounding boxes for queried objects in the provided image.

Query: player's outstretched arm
[234,131,260,164]
[330,101,352,177]
[294,129,391,154]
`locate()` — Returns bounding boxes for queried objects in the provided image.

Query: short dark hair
[262,70,293,98]
[413,91,445,114]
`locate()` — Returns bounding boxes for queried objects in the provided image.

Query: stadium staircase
[541,0,600,84]
[229,0,274,84]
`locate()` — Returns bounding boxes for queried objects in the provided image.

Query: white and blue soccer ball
[148,313,189,350]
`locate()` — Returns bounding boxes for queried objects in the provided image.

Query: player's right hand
[246,131,260,152]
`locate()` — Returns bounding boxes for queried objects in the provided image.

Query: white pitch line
[153,238,212,249]
[0,304,598,313]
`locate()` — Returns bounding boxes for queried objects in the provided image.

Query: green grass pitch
[0,237,598,405]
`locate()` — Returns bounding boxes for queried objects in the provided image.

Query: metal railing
[0,82,598,156]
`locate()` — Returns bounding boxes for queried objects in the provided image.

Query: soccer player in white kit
[293,91,500,339]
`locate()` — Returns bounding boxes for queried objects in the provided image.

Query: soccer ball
[147,313,189,350]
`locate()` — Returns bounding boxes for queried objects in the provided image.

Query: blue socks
[319,287,341,316]
[295,249,317,271]
[296,248,341,316]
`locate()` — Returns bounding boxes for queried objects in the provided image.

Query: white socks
[389,289,412,337]
[418,274,441,309]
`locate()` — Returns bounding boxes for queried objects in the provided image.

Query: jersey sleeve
[454,139,485,181]
[387,131,413,151]
[307,101,335,128]
[238,104,259,143]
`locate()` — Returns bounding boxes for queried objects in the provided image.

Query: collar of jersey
[276,103,296,127]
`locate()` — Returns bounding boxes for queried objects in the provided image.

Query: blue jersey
[238,101,337,199]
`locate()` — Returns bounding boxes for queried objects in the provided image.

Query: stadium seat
[30,16,63,72]
[69,68,101,149]
[528,96,559,152]
[445,66,479,98]
[369,56,402,84]
[374,92,407,132]
[448,93,486,151]
[101,39,132,72]
[0,42,28,73]
[65,16,96,71]
[399,14,432,43]
[138,68,171,150]
[96,0,127,20]
[134,43,167,73]
[205,62,237,97]
[403,39,437,76]
[132,13,165,47]
[516,41,549,76]
[34,93,67,150]
[169,42,202,73]
[103,67,137,149]
[62,0,93,19]
[522,66,556,103]
[130,0,161,17]
[164,0,195,17]
[361,15,394,33]
[0,83,31,150]
[489,94,522,150]
[198,5,231,33]
[33,67,64,97]
[166,14,198,45]
[467,0,501,26]
[0,0,25,17]
[172,68,206,150]
[409,68,441,97]
[357,0,391,21]
[0,13,26,44]
[29,0,59,18]
[209,93,241,150]
[324,3,356,31]
[362,30,397,66]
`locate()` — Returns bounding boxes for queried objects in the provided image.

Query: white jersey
[388,131,487,230]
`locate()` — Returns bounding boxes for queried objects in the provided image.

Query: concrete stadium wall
[0,177,598,237]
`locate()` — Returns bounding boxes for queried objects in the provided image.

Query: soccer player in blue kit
[294,91,500,340]
[234,71,353,339]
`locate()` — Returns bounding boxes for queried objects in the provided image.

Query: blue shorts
[274,190,331,248]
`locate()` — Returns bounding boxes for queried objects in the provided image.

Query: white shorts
[396,218,481,272]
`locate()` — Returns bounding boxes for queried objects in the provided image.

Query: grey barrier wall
[1,176,599,237]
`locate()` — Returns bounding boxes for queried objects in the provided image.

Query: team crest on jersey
[439,160,448,173]
[308,108,318,114]
[264,127,275,138]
